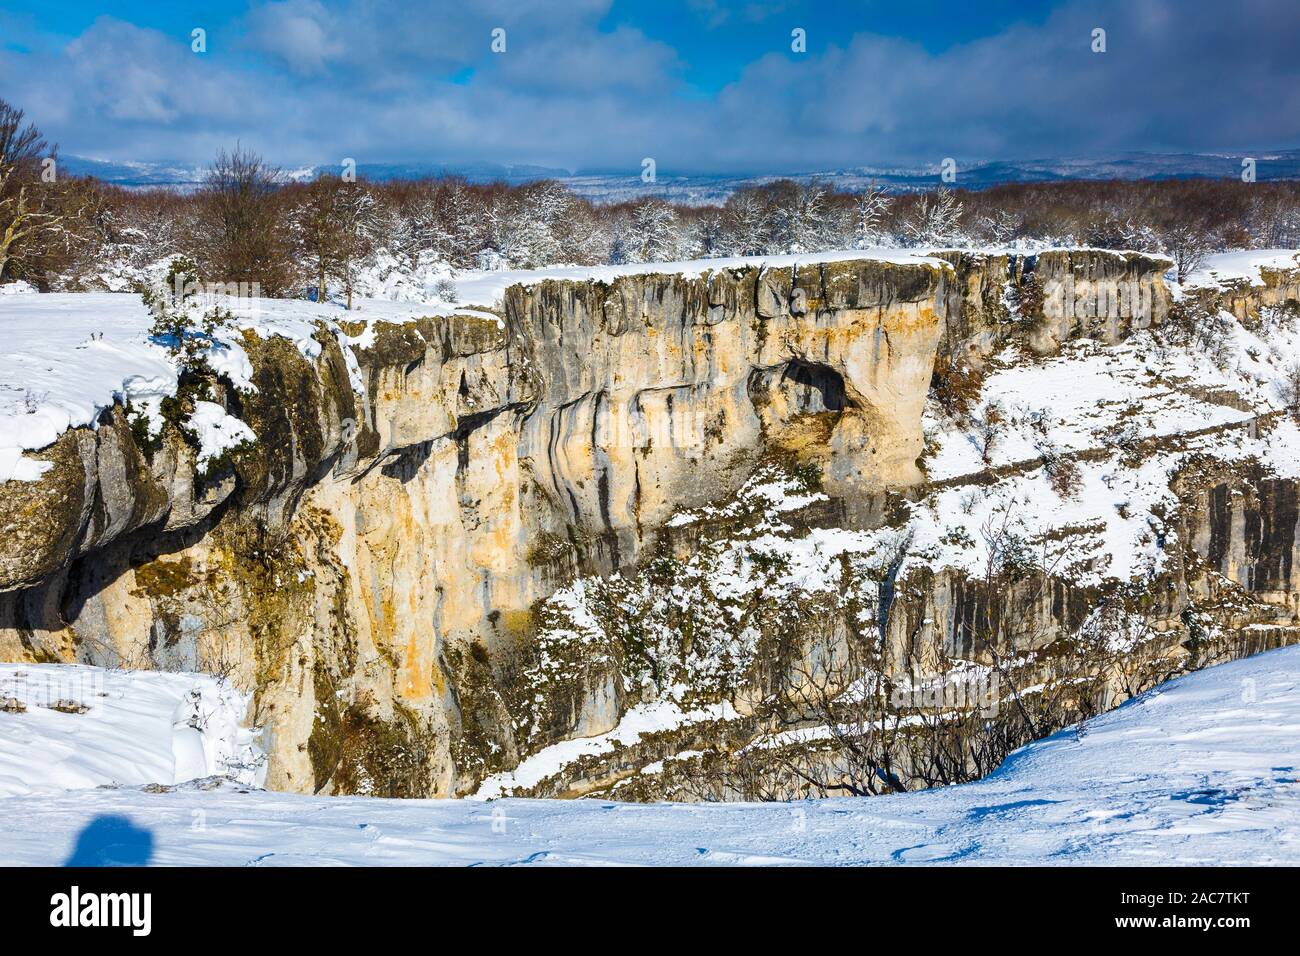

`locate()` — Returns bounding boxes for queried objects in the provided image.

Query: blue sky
[609,1,1055,94]
[1,0,1297,174]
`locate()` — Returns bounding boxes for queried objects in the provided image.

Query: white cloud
[245,0,348,76]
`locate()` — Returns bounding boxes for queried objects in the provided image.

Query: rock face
[933,249,1173,362]
[0,256,950,794]
[1217,262,1300,322]
[1,249,1295,800]
[507,260,949,559]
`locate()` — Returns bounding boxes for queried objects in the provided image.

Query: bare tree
[289,176,381,308]
[293,177,342,303]
[973,400,1006,463]
[772,636,913,797]
[0,98,63,282]
[332,181,380,309]
[20,146,1300,298]
[1249,190,1300,248]
[1280,363,1300,420]
[1160,220,1212,283]
[195,144,295,295]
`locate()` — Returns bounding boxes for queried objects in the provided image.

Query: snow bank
[1185,249,1300,289]
[189,400,255,469]
[924,338,1257,482]
[2,646,1296,865]
[0,663,263,797]
[0,293,176,481]
[474,697,738,799]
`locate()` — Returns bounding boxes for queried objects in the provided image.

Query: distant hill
[61,150,1300,204]
[563,151,1300,204]
[59,157,572,190]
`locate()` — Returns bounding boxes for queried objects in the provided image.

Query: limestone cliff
[1,249,1296,800]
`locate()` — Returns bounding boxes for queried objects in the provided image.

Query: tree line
[3,97,1299,298]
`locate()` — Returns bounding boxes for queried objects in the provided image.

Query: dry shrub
[931,358,985,423]
[1043,452,1082,499]
[1280,363,1300,420]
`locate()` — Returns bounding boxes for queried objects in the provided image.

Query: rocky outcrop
[0,256,955,794]
[1217,261,1300,323]
[933,248,1173,363]
[0,249,1292,800]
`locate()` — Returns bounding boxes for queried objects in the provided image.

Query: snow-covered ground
[0,663,262,798]
[1185,249,1300,289]
[0,647,1295,865]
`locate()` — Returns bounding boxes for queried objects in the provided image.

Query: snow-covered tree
[720,188,771,256]
[623,198,680,263]
[852,183,891,248]
[1249,192,1300,249]
[1117,218,1161,253]
[141,256,232,371]
[489,180,576,268]
[691,212,725,258]
[332,182,381,308]
[434,179,489,269]
[387,189,453,269]
[980,209,1019,246]
[769,180,833,253]
[902,189,965,248]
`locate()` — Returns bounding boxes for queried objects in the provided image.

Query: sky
[1,0,1298,175]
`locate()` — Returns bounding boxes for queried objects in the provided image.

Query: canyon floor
[1,646,1296,866]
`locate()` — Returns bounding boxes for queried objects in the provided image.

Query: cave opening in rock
[779,359,850,413]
